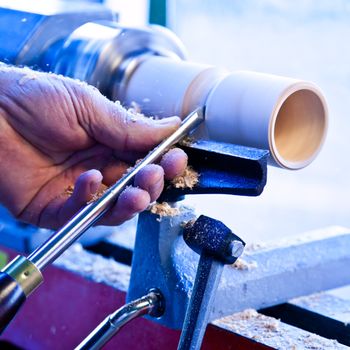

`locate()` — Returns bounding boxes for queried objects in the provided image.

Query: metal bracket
[127,143,268,329]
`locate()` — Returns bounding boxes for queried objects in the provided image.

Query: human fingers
[63,166,161,227]
[160,148,188,180]
[57,170,104,225]
[37,169,104,229]
[134,164,164,202]
[103,146,188,202]
[102,146,188,203]
[40,151,186,229]
[98,186,150,226]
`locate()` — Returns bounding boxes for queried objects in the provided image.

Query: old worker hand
[0,66,187,229]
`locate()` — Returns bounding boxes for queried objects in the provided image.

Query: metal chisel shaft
[28,108,204,270]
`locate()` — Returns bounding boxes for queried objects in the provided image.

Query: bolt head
[229,240,244,258]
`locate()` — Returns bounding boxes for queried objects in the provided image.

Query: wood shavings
[114,100,144,123]
[171,166,199,189]
[180,136,195,147]
[125,158,142,174]
[63,184,108,204]
[87,186,108,204]
[233,308,260,320]
[218,309,280,334]
[149,202,180,218]
[264,319,280,331]
[232,258,258,270]
[127,102,143,122]
[214,309,346,349]
[64,185,74,197]
[55,243,130,291]
[124,100,156,123]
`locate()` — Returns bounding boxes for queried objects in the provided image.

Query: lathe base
[0,246,348,350]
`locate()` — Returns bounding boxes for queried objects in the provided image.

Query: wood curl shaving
[171,166,199,189]
[87,186,108,204]
[63,184,108,204]
[64,185,75,197]
[180,136,195,147]
[149,202,180,217]
[220,309,280,332]
[232,258,258,271]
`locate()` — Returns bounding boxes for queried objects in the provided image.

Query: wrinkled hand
[0,67,187,229]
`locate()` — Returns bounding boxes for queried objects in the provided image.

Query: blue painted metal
[127,209,197,329]
[211,227,350,319]
[178,256,223,350]
[178,215,244,350]
[183,215,245,264]
[129,214,350,330]
[161,140,268,202]
[128,143,268,330]
[0,1,114,67]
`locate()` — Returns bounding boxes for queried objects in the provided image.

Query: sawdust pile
[55,244,130,291]
[214,309,346,349]
[232,258,258,271]
[218,309,280,334]
[149,202,180,217]
[233,308,260,321]
[171,166,199,189]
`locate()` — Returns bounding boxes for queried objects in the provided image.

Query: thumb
[81,85,181,152]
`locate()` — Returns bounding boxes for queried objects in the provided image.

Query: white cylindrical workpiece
[123,56,228,118]
[205,71,328,169]
[124,57,328,170]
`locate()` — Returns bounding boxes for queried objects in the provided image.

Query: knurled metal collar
[2,255,43,296]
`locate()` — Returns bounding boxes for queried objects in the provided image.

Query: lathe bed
[1,224,350,349]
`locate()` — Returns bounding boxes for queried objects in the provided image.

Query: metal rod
[28,108,204,270]
[75,290,164,350]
